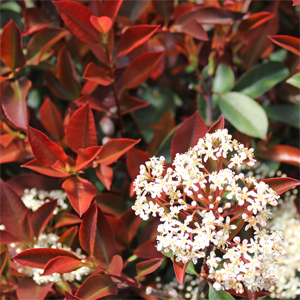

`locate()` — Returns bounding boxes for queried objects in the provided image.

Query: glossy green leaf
[264,105,300,129]
[286,73,300,88]
[212,64,234,94]
[219,92,268,139]
[233,62,289,98]
[209,286,235,300]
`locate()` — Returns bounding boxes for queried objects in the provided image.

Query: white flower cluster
[12,233,90,285]
[268,190,300,299]
[21,188,68,214]
[132,129,284,294]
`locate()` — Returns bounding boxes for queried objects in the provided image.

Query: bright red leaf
[53,1,101,44]
[55,213,82,228]
[90,16,112,35]
[27,126,68,167]
[207,115,225,133]
[0,139,32,164]
[79,202,116,265]
[82,62,112,86]
[96,138,140,166]
[75,274,118,300]
[104,0,123,22]
[13,248,79,269]
[268,35,300,56]
[0,20,26,72]
[0,231,21,244]
[75,146,102,171]
[238,12,275,32]
[62,176,97,217]
[293,0,300,5]
[261,177,300,195]
[121,51,165,92]
[65,103,98,153]
[95,164,114,190]
[42,256,85,276]
[135,258,164,279]
[115,25,160,59]
[170,111,207,160]
[173,259,188,285]
[1,78,31,130]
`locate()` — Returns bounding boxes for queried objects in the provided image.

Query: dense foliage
[0,0,299,299]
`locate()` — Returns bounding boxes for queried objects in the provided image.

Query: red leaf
[65,292,81,300]
[115,25,160,59]
[23,7,55,36]
[121,51,165,92]
[75,146,102,171]
[17,277,53,300]
[53,1,101,44]
[95,165,113,190]
[57,226,78,247]
[90,16,112,35]
[135,258,164,279]
[96,138,140,166]
[120,95,149,115]
[75,274,118,300]
[104,0,123,22]
[26,28,69,66]
[0,231,21,244]
[31,200,57,237]
[119,210,142,244]
[65,103,98,153]
[207,116,225,133]
[126,148,150,181]
[57,46,81,100]
[13,248,79,269]
[170,111,207,160]
[79,202,116,265]
[268,35,300,56]
[134,240,165,259]
[75,95,108,113]
[1,78,31,130]
[55,213,82,228]
[27,126,68,167]
[173,259,188,285]
[107,255,123,276]
[0,139,32,164]
[261,177,300,195]
[43,256,85,276]
[293,0,300,5]
[256,144,300,167]
[22,159,69,178]
[0,20,26,71]
[0,179,28,239]
[95,193,127,217]
[152,0,174,22]
[40,97,64,141]
[0,249,8,275]
[179,19,208,41]
[82,62,112,86]
[62,176,97,217]
[0,133,15,147]
[238,12,275,32]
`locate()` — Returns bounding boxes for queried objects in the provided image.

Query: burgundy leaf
[0,249,8,275]
[152,0,174,22]
[207,116,225,133]
[126,148,150,181]
[170,111,207,160]
[62,176,97,217]
[1,78,31,130]
[53,1,101,44]
[120,95,149,115]
[261,177,300,195]
[135,258,164,279]
[65,292,81,300]
[65,103,97,153]
[17,277,53,300]
[179,19,208,41]
[57,226,78,247]
[0,231,21,244]
[116,25,160,59]
[55,213,82,228]
[0,20,26,71]
[134,240,164,259]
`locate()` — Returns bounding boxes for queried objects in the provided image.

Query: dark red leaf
[96,138,140,166]
[237,12,275,32]
[152,0,174,22]
[0,249,8,275]
[65,292,81,300]
[75,146,102,171]
[57,226,78,247]
[95,165,113,190]
[90,16,112,35]
[207,116,225,133]
[21,213,34,242]
[17,277,53,300]
[75,95,108,113]
[55,213,82,228]
[65,103,98,153]
[135,258,164,279]
[0,231,21,244]
[26,28,69,66]
[120,95,149,115]
[32,200,57,237]
[22,159,69,178]
[40,97,64,141]
[134,240,165,259]
[119,210,142,244]
[0,179,28,239]
[261,177,300,195]
[79,202,116,265]
[173,259,188,285]
[82,62,112,86]
[75,274,118,300]
[53,1,101,44]
[43,256,85,276]
[179,19,208,41]
[268,35,300,56]
[0,20,26,71]
[27,126,68,167]
[256,144,300,167]
[126,148,150,181]
[116,25,160,59]
[1,78,31,130]
[95,193,127,217]
[121,51,165,92]
[104,0,123,22]
[13,248,79,269]
[170,111,207,160]
[62,176,97,217]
